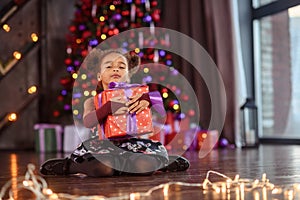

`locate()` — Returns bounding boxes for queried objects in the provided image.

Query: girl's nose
[113,67,119,72]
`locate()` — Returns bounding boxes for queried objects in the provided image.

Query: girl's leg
[69,155,115,177]
[40,155,115,177]
[126,154,162,175]
[159,155,190,172]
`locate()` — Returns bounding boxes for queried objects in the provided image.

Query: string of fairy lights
[0,1,39,129]
[0,84,38,130]
[1,164,300,200]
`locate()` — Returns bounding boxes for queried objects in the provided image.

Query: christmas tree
[54,0,199,130]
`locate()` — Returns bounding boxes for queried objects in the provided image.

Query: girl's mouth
[111,74,121,78]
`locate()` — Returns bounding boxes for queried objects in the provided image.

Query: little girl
[40,49,190,177]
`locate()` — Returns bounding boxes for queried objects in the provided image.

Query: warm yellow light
[91,91,97,96]
[101,34,107,40]
[49,193,59,199]
[99,16,105,21]
[27,85,37,94]
[76,39,82,44]
[143,67,149,73]
[134,48,140,53]
[162,92,168,98]
[43,188,53,195]
[163,184,169,197]
[81,74,87,80]
[110,5,115,11]
[72,73,78,79]
[7,113,17,122]
[13,51,22,60]
[129,193,140,200]
[213,185,221,193]
[173,104,179,110]
[84,91,90,96]
[201,133,207,139]
[10,154,18,200]
[31,33,38,42]
[73,110,79,115]
[2,24,10,32]
[272,188,281,194]
[23,180,33,187]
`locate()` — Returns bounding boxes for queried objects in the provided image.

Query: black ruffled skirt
[70,136,169,173]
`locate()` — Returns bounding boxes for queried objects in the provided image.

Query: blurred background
[0,0,299,151]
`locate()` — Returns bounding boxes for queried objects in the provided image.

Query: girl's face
[97,52,129,90]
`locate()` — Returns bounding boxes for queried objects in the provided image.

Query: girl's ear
[97,72,101,81]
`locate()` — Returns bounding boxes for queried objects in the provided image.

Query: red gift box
[95,84,154,139]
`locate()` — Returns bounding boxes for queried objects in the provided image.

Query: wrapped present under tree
[34,124,63,153]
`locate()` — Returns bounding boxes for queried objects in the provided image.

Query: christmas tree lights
[54,0,198,131]
[1,164,300,200]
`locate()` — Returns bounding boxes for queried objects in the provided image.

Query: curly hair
[85,48,141,77]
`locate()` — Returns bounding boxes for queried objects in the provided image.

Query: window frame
[252,0,300,143]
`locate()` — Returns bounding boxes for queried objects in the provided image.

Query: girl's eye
[119,66,126,69]
[106,66,112,68]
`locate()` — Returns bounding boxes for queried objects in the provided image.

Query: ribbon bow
[108,82,141,89]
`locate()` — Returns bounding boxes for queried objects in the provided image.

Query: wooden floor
[1,144,300,199]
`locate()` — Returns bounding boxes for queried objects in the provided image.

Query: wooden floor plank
[1,144,300,199]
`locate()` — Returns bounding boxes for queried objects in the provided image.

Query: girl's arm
[127,91,166,116]
[83,97,126,128]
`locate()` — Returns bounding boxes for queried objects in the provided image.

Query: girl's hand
[110,96,128,115]
[126,93,150,114]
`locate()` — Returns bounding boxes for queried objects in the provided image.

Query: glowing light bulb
[101,34,107,40]
[31,33,38,42]
[76,39,82,44]
[134,48,140,53]
[49,193,59,199]
[84,91,90,96]
[162,92,168,98]
[91,91,97,96]
[99,16,105,21]
[203,179,209,190]
[234,174,240,182]
[43,188,53,195]
[143,67,149,73]
[73,110,79,115]
[81,74,87,80]
[27,85,37,94]
[2,24,10,32]
[72,73,78,79]
[129,193,140,200]
[22,180,29,187]
[173,104,179,110]
[262,173,267,182]
[272,188,281,194]
[110,5,116,11]
[7,113,17,122]
[66,47,72,54]
[13,51,22,60]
